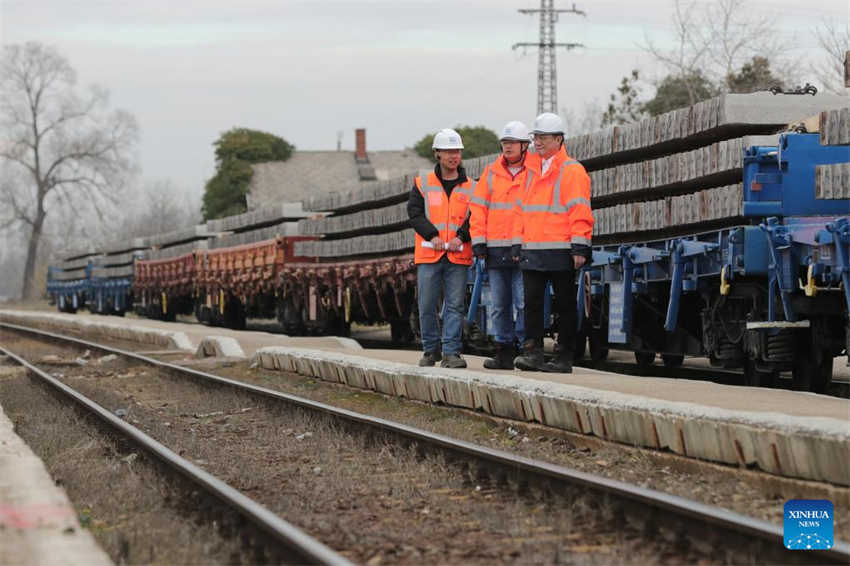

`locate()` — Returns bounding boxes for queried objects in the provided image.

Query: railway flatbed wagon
[278,254,417,338]
[87,265,135,316]
[133,252,196,321]
[581,131,850,392]
[47,264,92,314]
[193,236,315,329]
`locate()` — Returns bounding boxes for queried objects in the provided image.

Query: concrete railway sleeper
[2,324,848,564]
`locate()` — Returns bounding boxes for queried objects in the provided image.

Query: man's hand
[446,237,463,252]
[573,255,586,269]
[430,236,445,250]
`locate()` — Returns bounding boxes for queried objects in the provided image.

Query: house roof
[246,150,432,209]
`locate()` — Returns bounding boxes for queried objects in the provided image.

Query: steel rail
[0,340,353,566]
[3,321,849,564]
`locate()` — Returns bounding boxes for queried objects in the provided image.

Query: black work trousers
[523,269,577,357]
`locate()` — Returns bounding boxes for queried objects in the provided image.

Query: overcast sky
[0,0,846,197]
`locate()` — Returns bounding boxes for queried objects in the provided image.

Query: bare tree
[702,0,790,84]
[641,0,711,105]
[0,42,138,298]
[813,20,850,95]
[562,98,604,137]
[642,0,796,100]
[120,179,202,241]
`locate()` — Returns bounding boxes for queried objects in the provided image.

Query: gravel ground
[0,368,255,564]
[2,329,848,563]
[1,332,744,565]
[204,357,850,542]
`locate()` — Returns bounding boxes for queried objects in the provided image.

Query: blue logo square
[784,499,834,550]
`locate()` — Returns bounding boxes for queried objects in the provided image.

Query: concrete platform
[0,402,112,566]
[0,310,194,351]
[2,309,848,486]
[0,310,359,356]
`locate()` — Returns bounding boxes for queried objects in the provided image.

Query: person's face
[500,140,525,162]
[436,149,462,169]
[533,133,560,156]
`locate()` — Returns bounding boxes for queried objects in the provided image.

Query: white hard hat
[500,121,531,142]
[432,128,464,150]
[531,112,565,136]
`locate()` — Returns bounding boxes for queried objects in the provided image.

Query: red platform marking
[0,503,76,529]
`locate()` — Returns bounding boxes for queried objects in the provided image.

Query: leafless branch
[0,42,138,297]
[813,19,850,94]
[641,0,798,96]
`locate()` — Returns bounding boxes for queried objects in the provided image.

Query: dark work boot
[514,339,547,371]
[440,353,467,369]
[544,353,573,373]
[419,351,442,367]
[483,343,515,370]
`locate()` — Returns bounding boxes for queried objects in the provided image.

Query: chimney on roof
[354,127,376,181]
[355,128,367,161]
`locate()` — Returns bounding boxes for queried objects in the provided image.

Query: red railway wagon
[194,236,315,329]
[278,254,417,339]
[133,252,196,321]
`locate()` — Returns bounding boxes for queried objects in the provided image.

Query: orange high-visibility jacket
[413,169,474,265]
[514,146,593,271]
[469,155,533,265]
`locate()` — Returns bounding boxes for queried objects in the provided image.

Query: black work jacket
[406,164,472,243]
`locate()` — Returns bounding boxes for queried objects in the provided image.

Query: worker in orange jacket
[407,128,475,369]
[513,113,593,373]
[470,121,532,369]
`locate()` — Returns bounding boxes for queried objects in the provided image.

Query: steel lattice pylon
[513,0,585,115]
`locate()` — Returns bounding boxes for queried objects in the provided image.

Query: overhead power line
[513,0,586,115]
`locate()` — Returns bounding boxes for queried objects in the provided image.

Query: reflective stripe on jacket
[469,156,531,266]
[515,146,593,271]
[413,169,474,265]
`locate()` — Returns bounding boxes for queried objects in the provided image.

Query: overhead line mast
[513,0,586,115]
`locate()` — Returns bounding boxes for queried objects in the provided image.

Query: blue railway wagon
[47,263,92,313]
[88,271,133,316]
[579,132,849,392]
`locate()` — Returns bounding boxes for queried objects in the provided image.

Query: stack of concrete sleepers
[581,94,848,242]
[296,229,416,258]
[302,174,415,216]
[294,153,493,259]
[145,225,212,260]
[205,202,315,234]
[147,239,208,261]
[302,154,493,215]
[210,221,301,249]
[53,248,101,282]
[815,106,850,200]
[100,236,150,257]
[295,94,848,257]
[91,236,149,279]
[816,162,850,199]
[566,93,848,167]
[820,107,850,146]
[297,201,409,237]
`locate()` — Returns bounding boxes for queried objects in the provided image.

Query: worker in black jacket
[407,128,474,368]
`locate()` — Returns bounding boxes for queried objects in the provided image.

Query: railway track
[2,321,848,564]
[0,333,351,566]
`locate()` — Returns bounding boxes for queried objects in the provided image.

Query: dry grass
[4,328,840,565]
[0,373,254,565]
[1,332,739,565]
